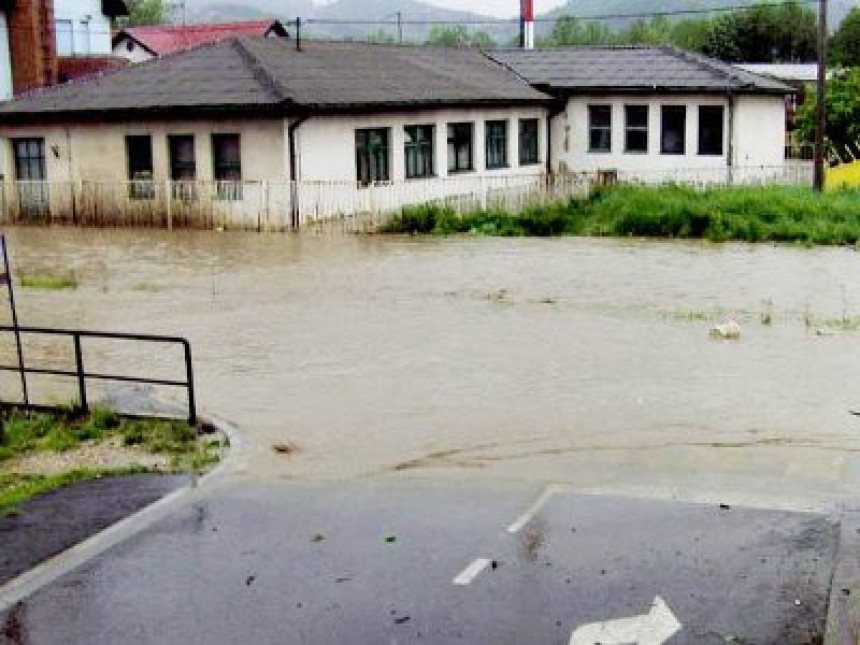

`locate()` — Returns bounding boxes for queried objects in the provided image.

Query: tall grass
[381,185,860,245]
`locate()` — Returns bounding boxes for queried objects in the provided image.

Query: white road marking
[569,596,682,645]
[453,558,492,585]
[506,484,558,534]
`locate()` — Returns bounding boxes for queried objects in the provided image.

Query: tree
[541,15,615,47]
[123,0,167,27]
[831,7,860,66]
[425,26,495,48]
[700,1,816,62]
[795,68,860,151]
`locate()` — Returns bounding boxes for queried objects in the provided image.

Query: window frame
[404,124,435,180]
[12,138,46,181]
[588,104,613,154]
[660,105,687,156]
[697,105,725,157]
[125,135,154,200]
[519,118,540,166]
[485,120,509,170]
[624,105,649,154]
[447,122,474,174]
[212,133,243,200]
[355,127,391,186]
[168,134,197,200]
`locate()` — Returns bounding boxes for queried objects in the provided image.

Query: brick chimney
[9,0,58,94]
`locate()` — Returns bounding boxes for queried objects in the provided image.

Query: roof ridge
[126,19,277,33]
[660,44,748,88]
[229,37,291,106]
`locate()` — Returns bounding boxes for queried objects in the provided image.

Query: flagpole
[1,235,29,410]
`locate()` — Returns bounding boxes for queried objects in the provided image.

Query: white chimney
[522,0,535,49]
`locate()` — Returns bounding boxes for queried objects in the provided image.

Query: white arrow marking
[569,596,682,645]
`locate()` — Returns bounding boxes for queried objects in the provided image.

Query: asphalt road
[0,479,843,645]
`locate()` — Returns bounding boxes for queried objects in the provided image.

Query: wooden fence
[0,164,814,233]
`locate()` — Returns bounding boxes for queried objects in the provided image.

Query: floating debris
[310,533,326,543]
[710,319,741,340]
[272,442,296,455]
[384,534,397,544]
[245,575,256,586]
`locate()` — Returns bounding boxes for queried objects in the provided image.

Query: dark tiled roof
[490,46,792,95]
[0,38,549,120]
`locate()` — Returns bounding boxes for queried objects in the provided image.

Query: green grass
[0,466,149,512]
[381,185,860,245]
[19,274,78,290]
[0,407,222,511]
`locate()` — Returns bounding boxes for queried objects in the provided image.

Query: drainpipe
[288,113,309,230]
[546,98,566,177]
[726,90,735,184]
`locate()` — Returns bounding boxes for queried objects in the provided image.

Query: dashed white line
[506,484,557,534]
[453,558,493,585]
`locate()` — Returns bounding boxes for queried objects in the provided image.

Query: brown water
[3,227,860,509]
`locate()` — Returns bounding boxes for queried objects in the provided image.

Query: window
[661,105,686,155]
[126,135,154,200]
[56,20,73,56]
[624,105,648,154]
[212,134,242,200]
[588,105,612,153]
[698,106,725,156]
[485,120,508,170]
[355,128,390,186]
[404,125,434,179]
[519,119,540,166]
[13,138,46,181]
[447,123,473,173]
[168,135,197,200]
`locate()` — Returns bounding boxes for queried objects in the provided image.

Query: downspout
[546,98,566,177]
[288,114,309,230]
[726,90,735,185]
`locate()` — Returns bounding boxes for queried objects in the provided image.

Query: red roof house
[112,20,289,62]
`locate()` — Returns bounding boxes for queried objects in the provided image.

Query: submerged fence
[0,163,813,233]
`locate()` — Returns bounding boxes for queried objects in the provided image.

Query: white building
[0,6,10,102]
[53,0,127,56]
[0,38,550,228]
[490,46,793,181]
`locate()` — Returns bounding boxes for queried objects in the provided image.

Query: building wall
[53,0,112,56]
[9,0,58,94]
[0,10,11,102]
[0,118,287,184]
[551,93,786,174]
[733,95,787,167]
[295,106,548,182]
[112,35,155,63]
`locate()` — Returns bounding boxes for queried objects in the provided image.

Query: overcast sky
[313,0,570,18]
[421,0,568,17]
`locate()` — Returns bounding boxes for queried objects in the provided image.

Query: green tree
[701,1,816,62]
[831,7,860,66]
[425,26,495,48]
[367,29,397,44]
[123,0,167,27]
[795,68,860,150]
[541,15,615,47]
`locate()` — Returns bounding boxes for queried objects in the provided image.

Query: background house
[112,19,289,63]
[491,46,793,182]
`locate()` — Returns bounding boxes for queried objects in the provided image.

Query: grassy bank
[0,407,222,512]
[381,185,860,245]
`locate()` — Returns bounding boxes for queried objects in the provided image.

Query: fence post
[183,340,197,426]
[166,180,173,230]
[73,333,88,413]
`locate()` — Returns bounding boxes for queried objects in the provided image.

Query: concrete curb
[825,511,860,645]
[0,414,244,614]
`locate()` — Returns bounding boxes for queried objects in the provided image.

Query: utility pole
[814,0,827,191]
[397,11,403,45]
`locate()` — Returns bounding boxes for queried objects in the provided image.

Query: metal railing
[0,326,197,425]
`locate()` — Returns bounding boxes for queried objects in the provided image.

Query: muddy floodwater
[2,227,860,511]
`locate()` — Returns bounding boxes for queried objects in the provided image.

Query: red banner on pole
[522,0,534,22]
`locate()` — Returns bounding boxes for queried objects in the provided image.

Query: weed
[19,274,78,290]
[383,185,860,246]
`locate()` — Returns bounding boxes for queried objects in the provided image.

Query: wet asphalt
[0,480,842,644]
